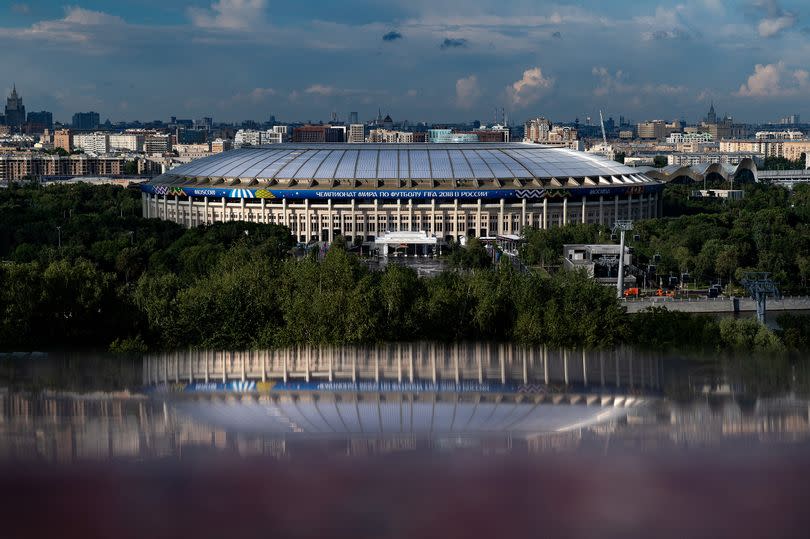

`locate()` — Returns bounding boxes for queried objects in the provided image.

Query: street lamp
[612,220,633,299]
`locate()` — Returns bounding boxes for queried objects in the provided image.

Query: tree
[653,155,668,168]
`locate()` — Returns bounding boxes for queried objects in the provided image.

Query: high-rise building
[26,111,53,132]
[72,111,100,131]
[348,124,365,143]
[524,117,552,143]
[54,129,73,152]
[349,112,358,124]
[5,85,26,132]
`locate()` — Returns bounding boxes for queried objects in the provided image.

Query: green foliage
[653,155,668,168]
[762,156,805,171]
[776,314,810,350]
[1,183,808,354]
[521,223,604,268]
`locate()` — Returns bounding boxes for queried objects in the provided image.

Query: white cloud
[62,7,124,26]
[305,84,337,96]
[232,87,276,102]
[455,75,480,108]
[735,61,810,97]
[188,0,267,30]
[506,67,554,107]
[752,0,796,38]
[757,15,795,37]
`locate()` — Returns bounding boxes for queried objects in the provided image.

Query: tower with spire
[706,101,716,124]
[5,84,26,132]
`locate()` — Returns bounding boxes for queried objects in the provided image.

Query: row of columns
[143,347,663,390]
[142,191,661,237]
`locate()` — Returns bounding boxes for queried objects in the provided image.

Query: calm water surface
[3,342,808,461]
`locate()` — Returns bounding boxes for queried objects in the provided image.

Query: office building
[72,111,100,131]
[26,111,53,132]
[72,132,109,154]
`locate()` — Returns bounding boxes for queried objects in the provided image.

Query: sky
[1,0,810,125]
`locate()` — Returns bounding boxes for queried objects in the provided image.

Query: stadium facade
[141,143,663,243]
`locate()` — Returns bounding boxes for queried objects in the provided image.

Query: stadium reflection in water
[2,342,810,461]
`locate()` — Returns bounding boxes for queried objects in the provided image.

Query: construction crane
[599,110,608,147]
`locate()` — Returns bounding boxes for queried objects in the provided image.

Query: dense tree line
[0,183,806,354]
[521,183,810,294]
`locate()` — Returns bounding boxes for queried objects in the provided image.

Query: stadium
[141,143,663,245]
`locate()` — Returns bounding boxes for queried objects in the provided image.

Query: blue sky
[2,0,810,124]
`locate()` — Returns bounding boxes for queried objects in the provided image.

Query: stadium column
[328,199,334,242]
[408,198,414,232]
[657,191,663,217]
[581,195,587,224]
[142,192,148,218]
[240,197,245,224]
[521,198,527,233]
[562,197,568,225]
[351,199,356,240]
[162,195,167,220]
[304,198,310,242]
[431,199,437,236]
[282,198,287,229]
[454,199,460,237]
[204,197,209,224]
[614,194,619,222]
[542,198,548,229]
[498,198,505,235]
[476,199,482,236]
[261,197,266,224]
[598,195,604,225]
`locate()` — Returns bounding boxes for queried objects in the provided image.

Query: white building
[367,129,414,143]
[755,130,804,140]
[234,129,263,147]
[109,133,145,152]
[666,132,713,144]
[348,124,365,143]
[73,132,109,154]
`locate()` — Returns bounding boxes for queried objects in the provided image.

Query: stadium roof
[153,143,655,186]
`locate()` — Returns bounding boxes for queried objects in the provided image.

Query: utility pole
[56,226,62,249]
[613,220,633,298]
[741,272,780,324]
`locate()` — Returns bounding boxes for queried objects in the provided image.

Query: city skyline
[1,1,810,123]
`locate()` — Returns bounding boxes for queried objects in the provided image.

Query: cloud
[440,38,467,49]
[188,0,267,30]
[10,3,30,15]
[455,75,480,108]
[752,0,796,38]
[506,66,554,107]
[551,31,562,39]
[757,15,795,37]
[305,84,337,97]
[735,61,810,97]
[592,67,686,97]
[382,31,402,41]
[0,6,127,50]
[61,7,124,26]
[232,87,276,103]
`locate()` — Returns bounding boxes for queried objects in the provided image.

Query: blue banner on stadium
[150,380,560,395]
[141,184,663,201]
